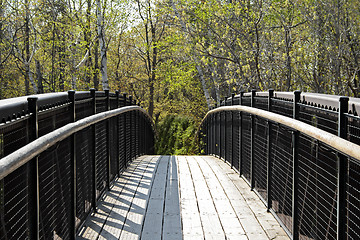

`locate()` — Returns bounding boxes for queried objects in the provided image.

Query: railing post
[218,102,222,159]
[239,91,244,176]
[212,110,214,156]
[216,103,220,158]
[68,90,76,240]
[231,93,235,168]
[337,96,348,240]
[129,96,133,161]
[90,88,97,210]
[142,105,146,156]
[213,108,215,156]
[292,130,299,240]
[105,90,111,190]
[123,93,127,165]
[267,89,274,211]
[223,97,227,161]
[115,90,120,174]
[134,100,138,158]
[250,89,256,190]
[27,97,39,240]
[293,90,301,119]
[292,90,301,240]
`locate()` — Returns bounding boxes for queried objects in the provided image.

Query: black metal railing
[0,90,154,240]
[219,90,360,145]
[200,90,360,240]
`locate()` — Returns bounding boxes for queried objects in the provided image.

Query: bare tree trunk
[25,0,30,95]
[315,4,326,94]
[71,42,77,89]
[94,38,99,90]
[97,0,109,90]
[51,20,56,92]
[85,0,92,85]
[284,26,292,91]
[148,82,154,118]
[59,35,65,91]
[169,0,212,109]
[36,59,43,93]
[254,20,262,89]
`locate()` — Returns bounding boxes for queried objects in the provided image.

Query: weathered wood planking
[162,156,182,240]
[77,156,154,240]
[140,156,169,240]
[77,155,289,240]
[118,156,160,240]
[202,156,289,240]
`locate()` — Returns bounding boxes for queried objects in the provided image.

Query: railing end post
[239,90,244,105]
[68,90,76,122]
[337,96,349,240]
[292,130,300,240]
[269,89,274,97]
[115,90,120,108]
[251,89,256,108]
[27,97,39,139]
[293,90,301,119]
[27,96,40,240]
[338,97,349,138]
[268,89,274,112]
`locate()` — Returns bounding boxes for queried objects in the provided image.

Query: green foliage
[155,114,198,155]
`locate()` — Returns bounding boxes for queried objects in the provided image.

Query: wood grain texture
[77,155,289,240]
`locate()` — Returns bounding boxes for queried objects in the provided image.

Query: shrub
[155,114,198,155]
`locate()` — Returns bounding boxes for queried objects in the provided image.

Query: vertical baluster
[231,93,235,168]
[90,88,97,210]
[123,93,127,165]
[292,90,301,240]
[105,90,110,190]
[250,89,256,190]
[68,90,76,239]
[27,97,39,240]
[219,103,222,159]
[239,91,244,176]
[129,96,133,161]
[267,89,274,211]
[337,96,348,240]
[115,90,120,174]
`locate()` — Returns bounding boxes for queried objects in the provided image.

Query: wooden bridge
[0,89,359,240]
[77,155,288,240]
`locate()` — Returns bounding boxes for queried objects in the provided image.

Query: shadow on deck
[77,155,289,240]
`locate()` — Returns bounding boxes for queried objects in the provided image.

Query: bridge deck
[77,155,289,240]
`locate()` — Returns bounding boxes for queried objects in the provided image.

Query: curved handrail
[234,91,360,113]
[202,106,360,162]
[0,105,153,180]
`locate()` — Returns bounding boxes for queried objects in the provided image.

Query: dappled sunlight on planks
[77,155,289,240]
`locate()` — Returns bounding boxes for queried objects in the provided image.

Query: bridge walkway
[77,155,289,240]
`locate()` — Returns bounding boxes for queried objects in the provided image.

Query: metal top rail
[0,105,150,180]
[205,105,360,162]
[238,91,360,113]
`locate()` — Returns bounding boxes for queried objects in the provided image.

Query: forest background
[0,0,359,154]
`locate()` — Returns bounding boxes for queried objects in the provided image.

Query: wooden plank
[163,156,182,240]
[194,156,246,238]
[79,155,289,240]
[98,156,159,240]
[186,156,225,240]
[177,156,204,240]
[119,156,161,240]
[202,156,289,239]
[77,156,149,240]
[141,156,170,240]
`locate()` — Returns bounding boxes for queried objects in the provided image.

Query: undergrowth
[155,114,198,155]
